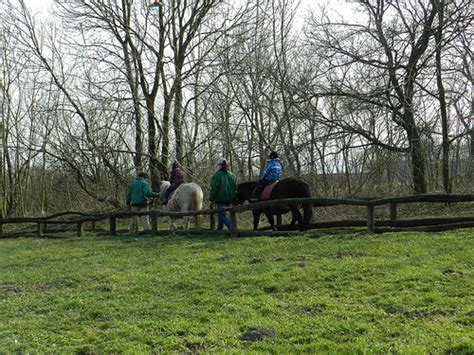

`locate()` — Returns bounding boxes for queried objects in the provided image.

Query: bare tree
[303,0,471,194]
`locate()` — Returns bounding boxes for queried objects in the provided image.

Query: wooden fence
[0,193,473,238]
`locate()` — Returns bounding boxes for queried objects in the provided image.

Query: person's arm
[231,174,238,199]
[143,181,159,198]
[126,184,132,206]
[276,162,282,179]
[209,173,219,202]
[262,161,272,180]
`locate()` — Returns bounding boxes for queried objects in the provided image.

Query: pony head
[160,180,170,194]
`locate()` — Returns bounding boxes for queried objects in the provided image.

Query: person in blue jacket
[250,151,282,202]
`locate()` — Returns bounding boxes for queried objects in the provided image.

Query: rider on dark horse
[249,151,282,202]
[161,160,185,205]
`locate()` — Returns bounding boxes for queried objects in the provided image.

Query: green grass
[1,229,473,353]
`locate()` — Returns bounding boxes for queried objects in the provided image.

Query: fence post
[37,223,43,237]
[151,211,158,236]
[91,220,96,232]
[0,223,3,237]
[367,205,374,234]
[230,209,238,236]
[77,222,83,237]
[109,215,116,236]
[390,202,397,222]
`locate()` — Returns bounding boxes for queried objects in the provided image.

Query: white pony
[159,181,203,230]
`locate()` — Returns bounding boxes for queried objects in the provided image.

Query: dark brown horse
[236,177,313,231]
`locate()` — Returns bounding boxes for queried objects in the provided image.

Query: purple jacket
[170,167,185,187]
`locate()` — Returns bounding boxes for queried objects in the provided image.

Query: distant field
[0,229,473,352]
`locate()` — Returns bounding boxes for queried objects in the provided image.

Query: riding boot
[249,185,263,202]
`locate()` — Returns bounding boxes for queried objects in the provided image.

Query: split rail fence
[0,193,473,238]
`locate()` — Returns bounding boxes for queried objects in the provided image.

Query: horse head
[159,181,170,195]
[235,181,258,205]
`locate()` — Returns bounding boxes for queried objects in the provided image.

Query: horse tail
[302,203,313,230]
[192,186,203,228]
[301,182,313,230]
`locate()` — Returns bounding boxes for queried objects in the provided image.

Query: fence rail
[1,193,473,237]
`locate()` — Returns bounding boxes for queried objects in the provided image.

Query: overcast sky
[24,0,358,19]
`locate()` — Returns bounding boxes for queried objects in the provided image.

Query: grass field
[0,229,473,352]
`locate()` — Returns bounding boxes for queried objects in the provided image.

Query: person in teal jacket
[126,172,160,234]
[209,157,237,231]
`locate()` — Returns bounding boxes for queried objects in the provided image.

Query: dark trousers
[252,179,271,199]
[162,185,177,204]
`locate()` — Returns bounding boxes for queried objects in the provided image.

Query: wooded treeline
[0,0,472,217]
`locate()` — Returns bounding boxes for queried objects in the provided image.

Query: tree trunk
[406,118,427,194]
[435,0,452,193]
[121,0,144,173]
[160,93,171,180]
[146,98,160,190]
[173,72,184,164]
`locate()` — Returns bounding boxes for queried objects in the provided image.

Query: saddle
[260,181,278,200]
[162,189,177,206]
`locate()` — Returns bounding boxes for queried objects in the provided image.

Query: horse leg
[289,213,297,229]
[276,214,282,226]
[163,206,175,231]
[168,216,176,231]
[192,190,203,229]
[252,210,261,231]
[265,212,276,231]
[289,205,302,230]
[181,203,190,230]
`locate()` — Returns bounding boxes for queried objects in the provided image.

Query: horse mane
[160,180,171,193]
[239,180,258,187]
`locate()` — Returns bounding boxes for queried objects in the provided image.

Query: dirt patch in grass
[385,307,450,319]
[1,278,76,296]
[300,306,324,315]
[35,278,77,291]
[240,327,276,342]
[442,268,463,276]
[185,341,206,352]
[1,285,24,295]
[334,251,366,258]
[263,285,279,294]
[176,330,189,337]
